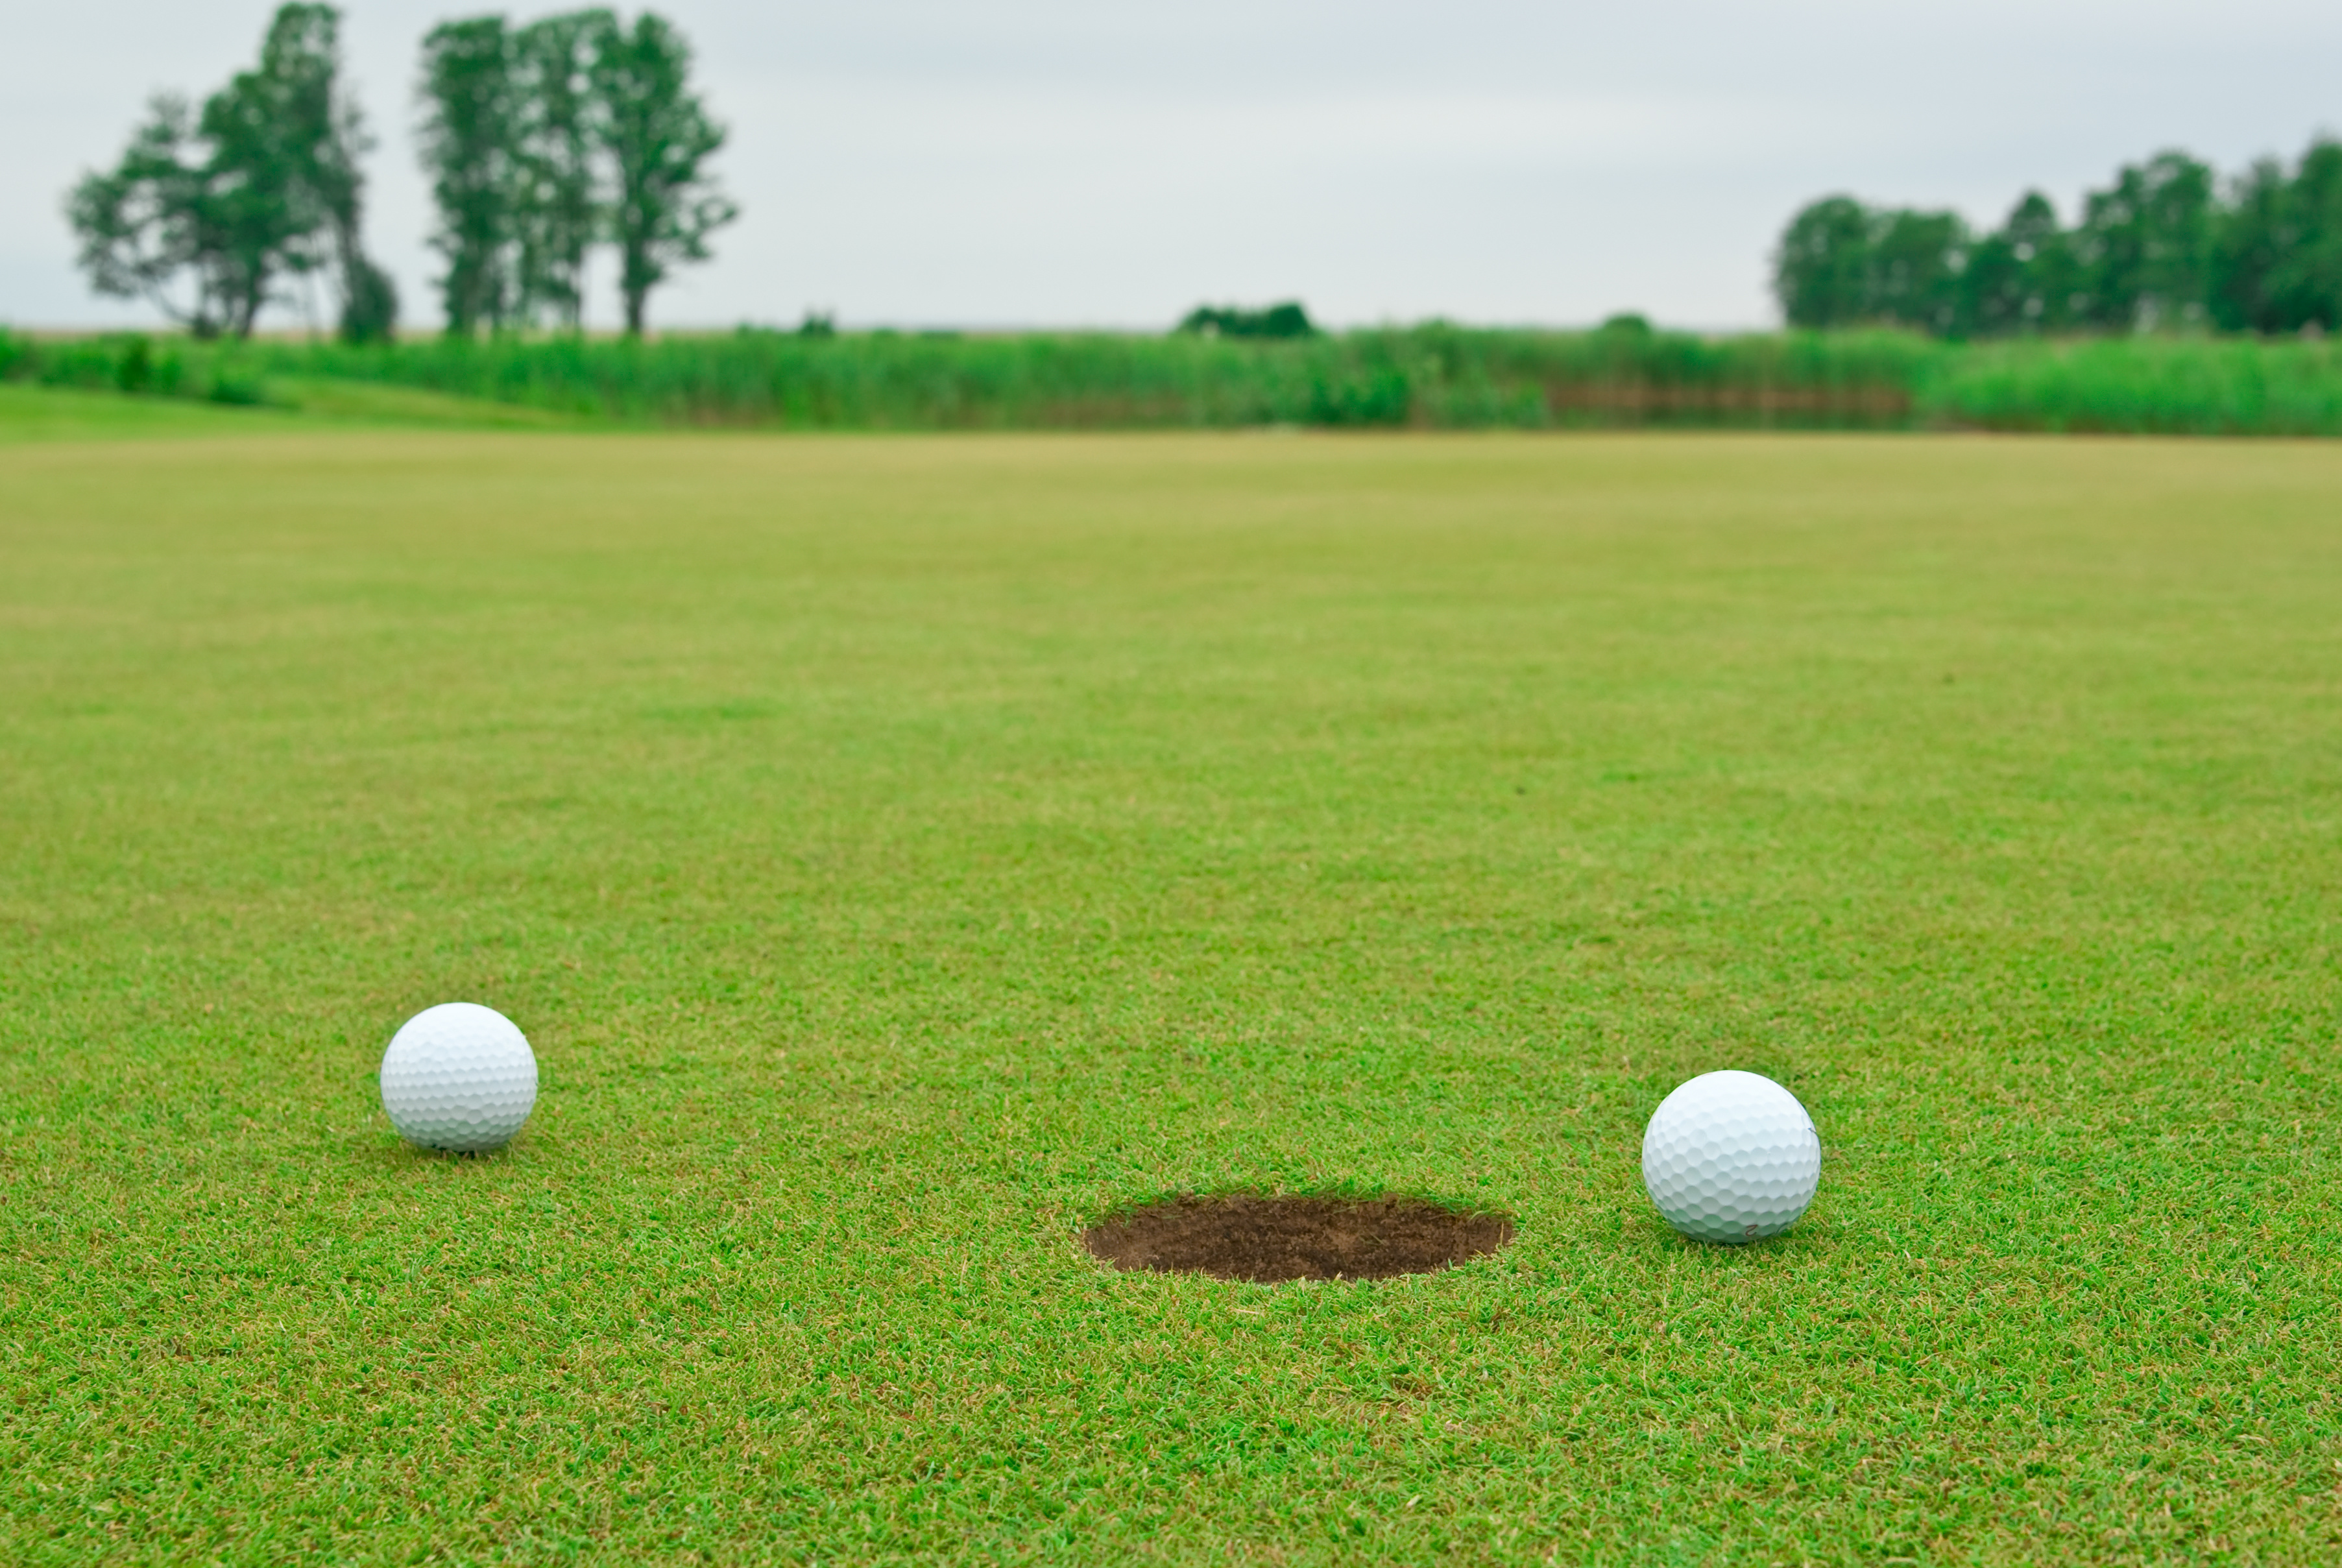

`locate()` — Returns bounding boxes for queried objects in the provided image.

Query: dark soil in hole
[1080,1193,1515,1283]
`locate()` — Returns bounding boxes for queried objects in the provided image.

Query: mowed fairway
[3,419,2338,1565]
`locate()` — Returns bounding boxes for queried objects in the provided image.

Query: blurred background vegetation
[32,5,2342,439]
[1774,139,2342,340]
[13,319,2342,437]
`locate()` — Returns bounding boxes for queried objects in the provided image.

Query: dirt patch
[1080,1193,1515,1283]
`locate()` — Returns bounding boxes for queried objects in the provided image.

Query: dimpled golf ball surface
[1641,1070,1820,1244]
[380,1003,538,1152]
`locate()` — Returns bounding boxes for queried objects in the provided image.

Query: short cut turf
[1,412,2338,1563]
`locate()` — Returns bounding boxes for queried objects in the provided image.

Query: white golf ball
[379,1002,538,1152]
[1640,1070,1820,1244]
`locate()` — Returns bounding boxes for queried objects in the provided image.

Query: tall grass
[10,320,2342,435]
[0,329,269,405]
[1914,337,2342,435]
[220,323,1941,430]
[0,322,1937,431]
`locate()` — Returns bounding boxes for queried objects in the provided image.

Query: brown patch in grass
[1080,1193,1514,1283]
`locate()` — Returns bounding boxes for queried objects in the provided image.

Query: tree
[1773,197,1873,328]
[1775,136,2342,341]
[1869,209,1968,335]
[592,11,736,336]
[221,3,396,342]
[1772,198,1967,332]
[1960,191,2079,337]
[65,4,392,341]
[512,11,612,328]
[2270,138,2342,333]
[419,16,521,334]
[2073,151,2216,331]
[2209,158,2293,334]
[67,97,236,337]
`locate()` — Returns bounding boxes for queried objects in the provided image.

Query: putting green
[3,418,2337,1563]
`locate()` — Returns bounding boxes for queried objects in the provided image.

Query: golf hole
[1080,1193,1515,1283]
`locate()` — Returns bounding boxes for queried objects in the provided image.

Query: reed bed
[10,320,2342,435]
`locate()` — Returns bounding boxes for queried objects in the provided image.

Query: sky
[8,0,2342,333]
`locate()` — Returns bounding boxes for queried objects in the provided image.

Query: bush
[1177,302,1318,340]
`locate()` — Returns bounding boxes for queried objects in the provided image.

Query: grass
[0,381,587,442]
[1918,337,2342,435]
[0,383,300,443]
[22,322,2342,437]
[1,398,2338,1563]
[3,323,1942,432]
[262,377,596,430]
[222,323,1935,430]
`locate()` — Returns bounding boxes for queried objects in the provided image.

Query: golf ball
[1640,1070,1820,1244]
[379,1002,538,1152]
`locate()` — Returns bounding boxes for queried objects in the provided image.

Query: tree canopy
[416,7,734,337]
[1775,139,2342,338]
[1176,303,1318,339]
[66,4,394,341]
[67,4,734,341]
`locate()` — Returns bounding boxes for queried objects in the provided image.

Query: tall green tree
[2208,158,2293,334]
[1868,209,1968,335]
[67,97,238,337]
[220,3,396,342]
[591,10,736,336]
[1777,136,2342,341]
[419,16,521,334]
[1773,197,1968,332]
[2270,139,2342,333]
[2073,151,2216,331]
[1958,192,2075,337]
[513,10,612,328]
[1774,196,1874,328]
[66,4,391,341]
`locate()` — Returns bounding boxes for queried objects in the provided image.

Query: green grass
[213,324,1929,431]
[1918,337,2342,435]
[0,383,301,442]
[261,377,597,429]
[23,322,2342,437]
[0,381,588,442]
[1,418,2338,1564]
[5,322,1941,432]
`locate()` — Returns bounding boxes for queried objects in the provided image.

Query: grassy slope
[0,381,590,442]
[0,428,2336,1565]
[260,377,593,429]
[0,383,303,442]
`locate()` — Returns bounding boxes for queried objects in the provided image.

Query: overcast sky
[8,1,2342,333]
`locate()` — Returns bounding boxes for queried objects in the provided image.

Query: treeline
[64,3,730,342]
[17,316,2342,437]
[1776,139,2342,339]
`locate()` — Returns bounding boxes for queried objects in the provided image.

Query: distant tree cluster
[64,3,734,341]
[1776,138,2342,338]
[418,8,734,337]
[1176,302,1318,339]
[65,5,396,342]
